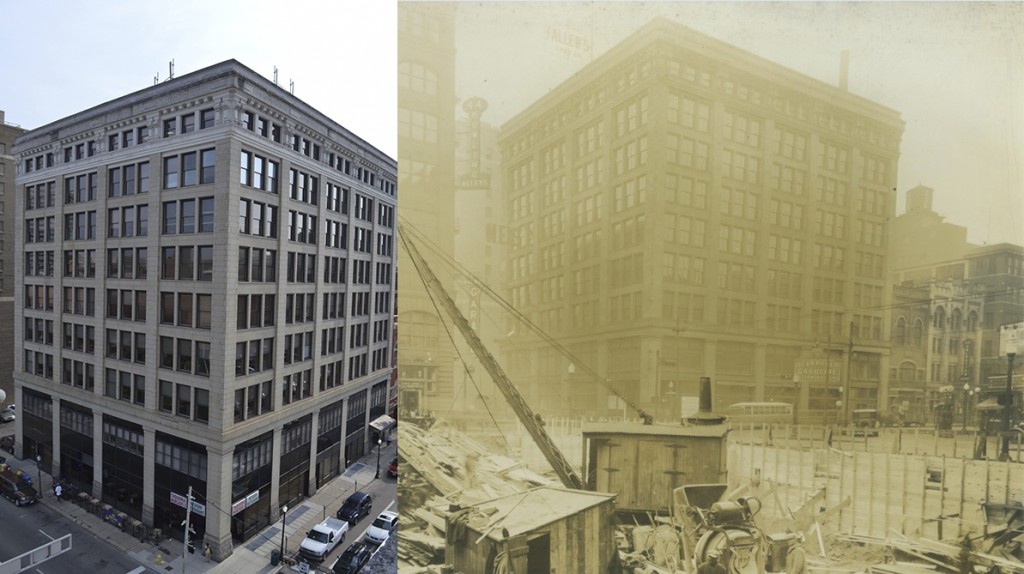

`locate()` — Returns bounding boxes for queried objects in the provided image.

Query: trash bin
[270,549,281,566]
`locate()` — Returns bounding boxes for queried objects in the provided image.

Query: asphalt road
[307,471,398,573]
[0,496,150,573]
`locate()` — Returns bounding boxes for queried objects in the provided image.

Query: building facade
[890,186,1024,428]
[396,3,458,417]
[12,61,397,559]
[499,18,905,422]
[1,111,27,408]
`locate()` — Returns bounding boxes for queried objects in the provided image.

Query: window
[164,156,179,189]
[163,118,176,138]
[182,152,197,186]
[200,149,215,184]
[200,108,215,129]
[181,113,196,134]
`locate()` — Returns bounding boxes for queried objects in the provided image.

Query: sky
[2,2,1021,246]
[0,0,397,159]
[453,2,1024,246]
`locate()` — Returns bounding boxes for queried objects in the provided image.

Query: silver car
[363,511,397,545]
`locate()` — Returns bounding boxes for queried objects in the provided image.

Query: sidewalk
[4,436,398,574]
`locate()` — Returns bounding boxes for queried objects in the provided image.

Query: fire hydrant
[156,553,163,566]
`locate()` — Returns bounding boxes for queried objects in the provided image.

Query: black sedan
[330,541,373,574]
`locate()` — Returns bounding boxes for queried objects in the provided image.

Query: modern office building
[1,111,27,407]
[499,18,905,422]
[12,60,397,559]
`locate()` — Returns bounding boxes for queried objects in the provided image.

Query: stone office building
[500,18,905,422]
[12,60,396,559]
[1,111,28,408]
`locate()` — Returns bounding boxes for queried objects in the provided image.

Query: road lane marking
[126,567,146,574]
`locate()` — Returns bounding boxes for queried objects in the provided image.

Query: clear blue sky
[0,0,396,158]
[454,2,1024,246]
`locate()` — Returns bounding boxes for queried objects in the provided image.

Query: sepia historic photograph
[397,2,1024,573]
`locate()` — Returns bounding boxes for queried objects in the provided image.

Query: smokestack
[839,50,850,91]
[687,377,725,425]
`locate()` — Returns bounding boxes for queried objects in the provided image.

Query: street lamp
[962,382,971,431]
[374,438,382,479]
[279,504,288,559]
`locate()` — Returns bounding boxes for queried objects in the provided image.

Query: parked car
[330,541,373,574]
[364,510,398,546]
[388,457,398,478]
[299,517,349,562]
[0,469,38,506]
[0,435,14,455]
[336,491,373,524]
[0,406,15,423]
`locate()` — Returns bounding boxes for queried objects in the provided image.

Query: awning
[975,398,1003,411]
[368,414,396,432]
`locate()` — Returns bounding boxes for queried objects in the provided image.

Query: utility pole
[182,485,194,573]
[845,321,855,426]
[1000,353,1016,461]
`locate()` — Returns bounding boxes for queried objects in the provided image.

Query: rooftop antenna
[169,59,175,81]
[273,66,279,85]
[289,79,295,95]
[154,72,160,86]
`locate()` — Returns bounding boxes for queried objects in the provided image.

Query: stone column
[92,413,103,499]
[269,426,282,512]
[307,409,320,495]
[204,443,234,561]
[142,427,156,525]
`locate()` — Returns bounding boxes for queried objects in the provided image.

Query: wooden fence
[727,440,1024,541]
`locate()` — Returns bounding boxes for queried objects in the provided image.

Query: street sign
[999,322,1024,356]
[794,356,841,384]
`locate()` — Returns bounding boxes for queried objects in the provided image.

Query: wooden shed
[582,421,729,514]
[445,487,618,574]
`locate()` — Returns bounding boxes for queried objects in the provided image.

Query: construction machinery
[673,484,800,574]
[400,225,585,489]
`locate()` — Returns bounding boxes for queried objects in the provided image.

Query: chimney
[686,377,725,425]
[839,50,850,91]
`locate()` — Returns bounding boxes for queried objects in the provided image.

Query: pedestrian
[203,543,212,562]
[54,483,62,502]
[386,432,392,446]
[787,535,808,574]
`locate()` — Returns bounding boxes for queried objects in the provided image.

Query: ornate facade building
[12,60,396,559]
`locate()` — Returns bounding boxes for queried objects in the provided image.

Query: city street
[0,496,149,572]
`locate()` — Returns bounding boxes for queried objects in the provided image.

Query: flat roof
[464,487,615,540]
[582,421,729,438]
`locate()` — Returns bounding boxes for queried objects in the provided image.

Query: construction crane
[400,226,585,489]
[400,222,653,426]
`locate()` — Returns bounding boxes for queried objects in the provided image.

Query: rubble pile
[398,420,560,570]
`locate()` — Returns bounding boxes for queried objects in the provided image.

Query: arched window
[894,316,907,345]
[967,311,978,332]
[912,319,924,347]
[933,307,946,329]
[952,309,962,331]
[899,361,916,382]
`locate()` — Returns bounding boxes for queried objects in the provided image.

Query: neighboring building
[0,111,27,408]
[890,186,1023,427]
[889,185,973,275]
[397,3,458,417]
[12,60,397,559]
[888,281,983,425]
[499,18,904,422]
